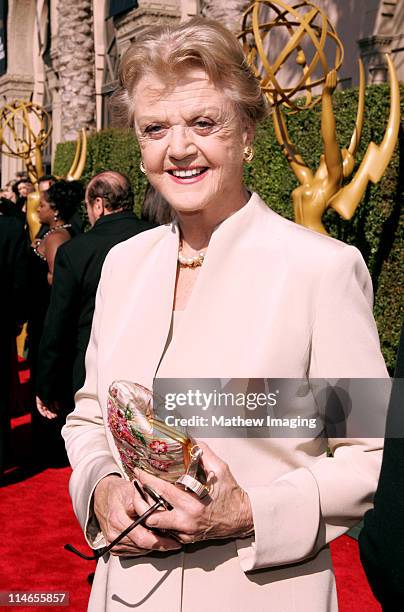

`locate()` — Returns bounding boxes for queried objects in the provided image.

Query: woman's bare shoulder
[43,227,71,249]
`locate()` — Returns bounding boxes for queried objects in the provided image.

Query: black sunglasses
[64,481,173,561]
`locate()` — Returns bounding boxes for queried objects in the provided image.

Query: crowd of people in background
[0,170,155,471]
[0,173,35,219]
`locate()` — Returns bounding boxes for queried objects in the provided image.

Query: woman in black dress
[27,180,84,465]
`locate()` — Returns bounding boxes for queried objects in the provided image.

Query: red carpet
[1,412,381,611]
[0,466,94,612]
[331,538,381,611]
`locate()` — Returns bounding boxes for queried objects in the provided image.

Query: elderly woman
[63,18,388,612]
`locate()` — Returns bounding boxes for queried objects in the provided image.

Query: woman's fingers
[132,442,243,540]
[133,470,207,533]
[134,468,190,506]
[44,409,58,420]
[35,396,58,419]
[106,520,181,554]
[196,440,225,474]
[94,476,182,554]
[133,445,253,541]
[109,546,144,557]
[126,523,182,551]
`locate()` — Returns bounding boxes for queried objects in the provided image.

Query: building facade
[0,0,402,186]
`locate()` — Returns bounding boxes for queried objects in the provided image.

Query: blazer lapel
[157,193,276,378]
[101,223,179,393]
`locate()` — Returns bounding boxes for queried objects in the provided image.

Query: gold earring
[243,146,254,163]
[140,160,146,174]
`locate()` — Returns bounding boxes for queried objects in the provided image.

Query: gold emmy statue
[0,100,51,240]
[238,0,400,235]
[0,100,87,240]
[65,127,88,182]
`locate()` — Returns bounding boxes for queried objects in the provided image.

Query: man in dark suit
[359,323,404,610]
[35,171,154,419]
[0,215,28,472]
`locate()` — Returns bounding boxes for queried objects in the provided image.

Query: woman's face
[38,192,55,225]
[133,68,253,218]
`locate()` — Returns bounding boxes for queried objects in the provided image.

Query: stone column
[200,0,251,33]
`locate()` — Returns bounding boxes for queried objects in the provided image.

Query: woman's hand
[134,441,254,544]
[35,396,58,420]
[93,474,183,556]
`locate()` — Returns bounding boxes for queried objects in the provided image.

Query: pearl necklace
[178,247,206,268]
[32,223,72,261]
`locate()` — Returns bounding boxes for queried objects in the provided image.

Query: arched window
[41,78,52,175]
[108,0,137,18]
[101,15,119,128]
[0,0,8,76]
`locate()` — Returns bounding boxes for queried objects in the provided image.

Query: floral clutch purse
[107,380,208,497]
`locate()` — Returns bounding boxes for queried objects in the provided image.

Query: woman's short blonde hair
[111,17,268,127]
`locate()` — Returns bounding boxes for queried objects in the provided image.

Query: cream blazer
[62,193,388,612]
